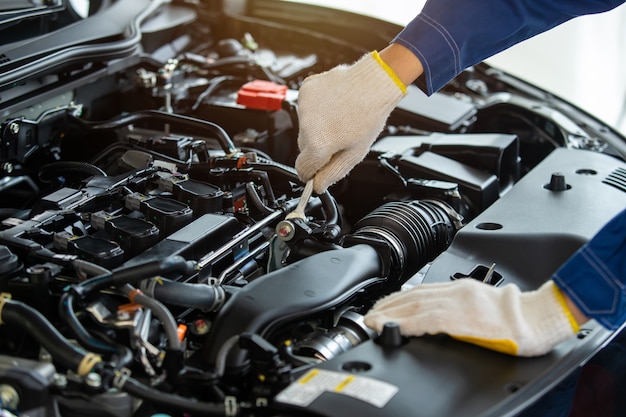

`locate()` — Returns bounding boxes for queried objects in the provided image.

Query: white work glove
[364,279,580,357]
[295,51,406,194]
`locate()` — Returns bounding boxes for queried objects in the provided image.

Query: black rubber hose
[59,256,193,365]
[59,292,133,367]
[250,170,277,208]
[319,191,340,226]
[250,158,340,226]
[140,278,225,311]
[73,258,111,278]
[245,182,275,216]
[121,377,236,416]
[1,298,101,376]
[192,75,237,110]
[79,256,196,295]
[68,110,238,154]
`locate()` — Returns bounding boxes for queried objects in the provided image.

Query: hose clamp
[424,199,465,230]
[140,278,158,298]
[77,353,103,377]
[225,396,238,417]
[212,285,226,312]
[112,367,132,389]
[0,293,11,325]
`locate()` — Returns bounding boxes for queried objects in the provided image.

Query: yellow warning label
[299,369,319,384]
[334,375,355,392]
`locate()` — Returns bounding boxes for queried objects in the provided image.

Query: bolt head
[0,384,19,409]
[1,162,13,174]
[276,220,296,241]
[53,373,68,388]
[8,122,19,134]
[85,372,102,388]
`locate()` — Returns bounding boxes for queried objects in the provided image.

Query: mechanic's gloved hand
[295,51,406,194]
[364,279,580,357]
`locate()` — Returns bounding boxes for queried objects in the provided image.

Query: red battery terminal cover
[236,80,288,111]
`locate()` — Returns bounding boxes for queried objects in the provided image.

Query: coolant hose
[140,278,225,312]
[121,376,239,416]
[79,256,196,295]
[252,157,341,226]
[319,191,339,225]
[0,295,101,376]
[74,260,183,351]
[245,182,275,216]
[74,260,183,352]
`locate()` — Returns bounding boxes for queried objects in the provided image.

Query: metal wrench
[285,179,314,220]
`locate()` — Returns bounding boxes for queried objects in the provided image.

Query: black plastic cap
[377,322,404,347]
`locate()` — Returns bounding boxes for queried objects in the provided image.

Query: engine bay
[1,1,626,416]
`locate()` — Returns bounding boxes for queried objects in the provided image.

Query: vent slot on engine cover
[602,167,626,193]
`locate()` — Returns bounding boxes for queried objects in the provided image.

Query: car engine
[1,1,625,416]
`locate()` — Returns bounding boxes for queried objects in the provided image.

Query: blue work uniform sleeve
[553,209,626,330]
[394,0,626,94]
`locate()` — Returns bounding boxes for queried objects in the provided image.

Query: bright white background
[286,1,626,135]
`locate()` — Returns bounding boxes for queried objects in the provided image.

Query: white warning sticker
[275,369,398,408]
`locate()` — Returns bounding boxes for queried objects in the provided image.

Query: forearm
[564,294,589,327]
[379,43,424,87]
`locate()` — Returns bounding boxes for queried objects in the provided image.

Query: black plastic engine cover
[423,147,626,290]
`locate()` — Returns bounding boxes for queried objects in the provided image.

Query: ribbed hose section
[352,200,460,280]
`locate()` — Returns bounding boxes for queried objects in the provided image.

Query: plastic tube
[250,157,340,226]
[319,191,340,225]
